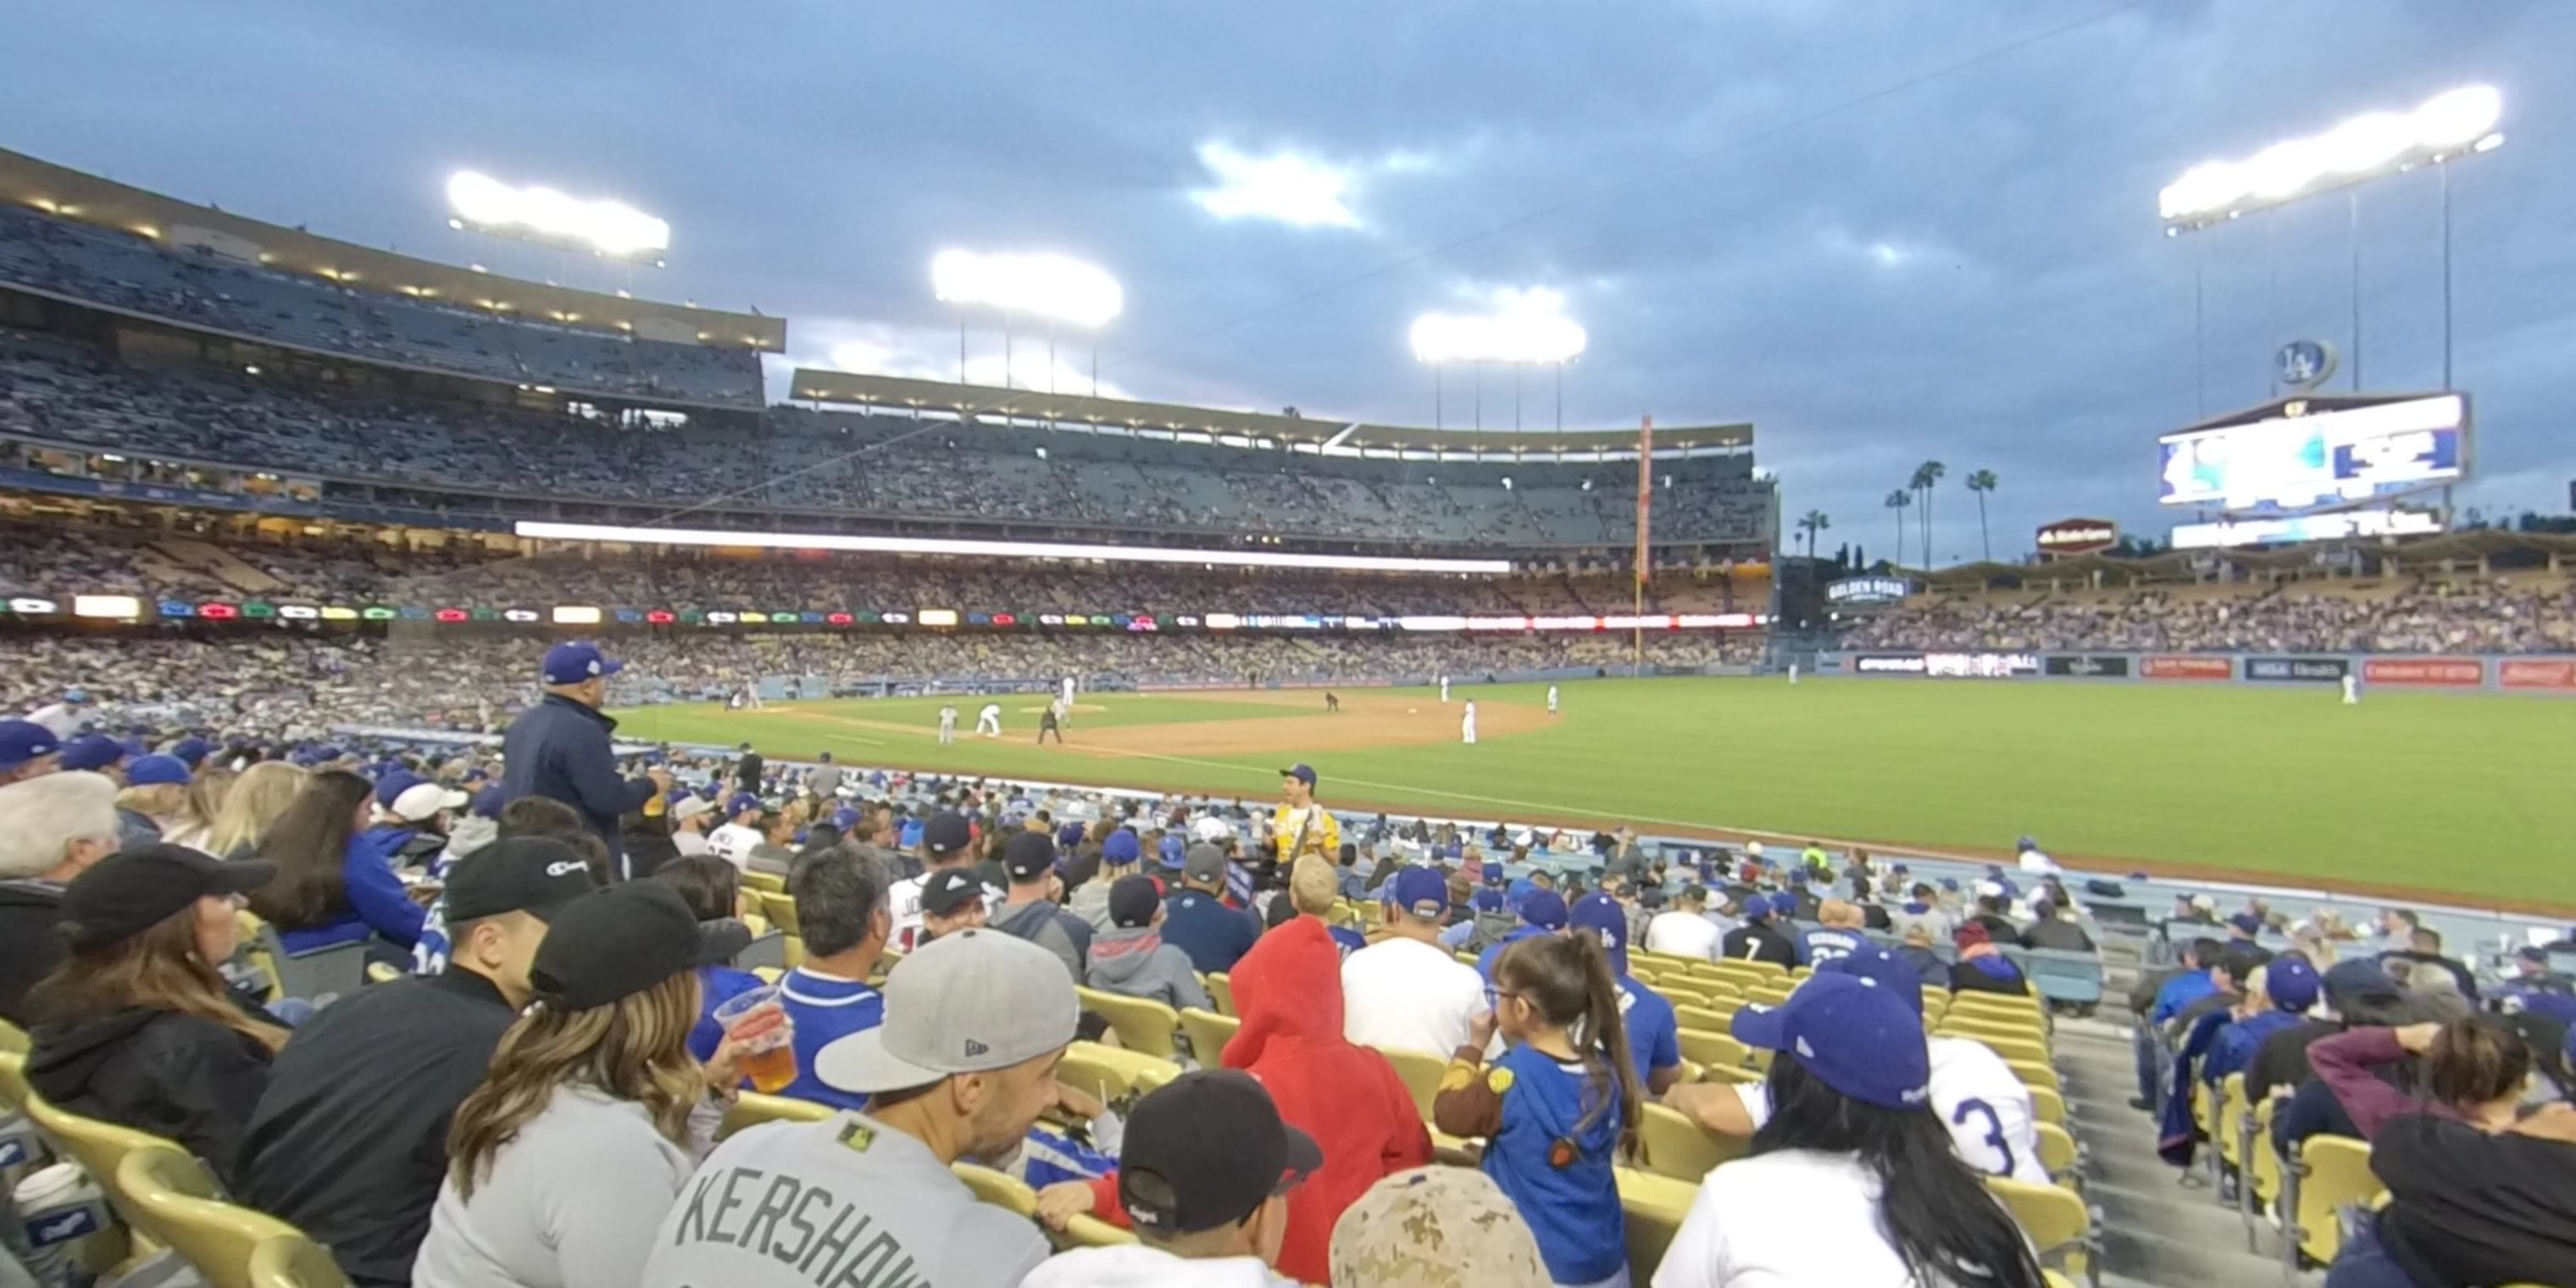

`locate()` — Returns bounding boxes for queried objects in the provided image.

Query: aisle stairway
[150,536,283,594]
[2057,934,2313,1288]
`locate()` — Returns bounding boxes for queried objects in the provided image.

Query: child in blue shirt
[1435,932,1639,1287]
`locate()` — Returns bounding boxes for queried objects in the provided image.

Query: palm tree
[1795,509,1831,560]
[1909,460,1946,567]
[1964,469,1999,561]
[1883,490,1912,567]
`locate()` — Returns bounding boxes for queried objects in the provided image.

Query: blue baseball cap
[169,736,215,769]
[1732,972,1931,1111]
[1102,830,1142,865]
[0,720,62,771]
[1471,886,1505,913]
[1740,893,1774,920]
[832,807,863,831]
[471,786,508,820]
[1519,890,1568,931]
[541,641,624,686]
[374,770,423,808]
[125,754,192,787]
[2265,954,2322,1013]
[727,793,763,819]
[1158,833,1186,870]
[1390,866,1449,919]
[1058,821,1085,848]
[1280,763,1317,786]
[1819,946,1926,1019]
[61,733,127,773]
[2229,912,2265,935]
[1569,892,1629,974]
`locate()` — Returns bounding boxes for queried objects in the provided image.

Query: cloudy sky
[11,1,2571,560]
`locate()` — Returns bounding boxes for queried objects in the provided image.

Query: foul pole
[1633,414,1653,672]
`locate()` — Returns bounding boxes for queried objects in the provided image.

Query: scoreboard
[2157,392,2467,512]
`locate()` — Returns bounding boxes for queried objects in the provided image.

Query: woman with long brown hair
[199,760,306,860]
[246,769,425,956]
[25,843,286,1185]
[413,882,764,1288]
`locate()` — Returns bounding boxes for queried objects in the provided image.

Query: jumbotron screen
[2157,392,2466,511]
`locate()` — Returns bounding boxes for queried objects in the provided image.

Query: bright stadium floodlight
[2158,85,2504,229]
[513,521,1510,575]
[930,249,1124,329]
[445,170,670,259]
[1409,293,1588,364]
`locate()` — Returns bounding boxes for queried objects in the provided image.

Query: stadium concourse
[2,153,2571,1288]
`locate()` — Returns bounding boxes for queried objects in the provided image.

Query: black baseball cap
[922,811,971,858]
[920,868,985,918]
[1280,764,1318,786]
[441,836,600,923]
[61,844,275,950]
[1121,1070,1320,1235]
[1002,830,1058,882]
[1108,874,1162,929]
[528,882,738,1011]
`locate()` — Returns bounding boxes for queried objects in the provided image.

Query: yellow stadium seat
[1617,1167,1697,1285]
[1948,989,2046,1019]
[1062,1214,1138,1248]
[2244,1092,2282,1252]
[1674,1003,1735,1035]
[2289,1135,2381,1267]
[1652,979,1713,1008]
[1058,1042,1182,1105]
[1455,951,1480,967]
[1202,973,1235,1017]
[1675,1028,1751,1073]
[2034,1121,2080,1188]
[1177,1007,1240,1065]
[741,870,786,895]
[2216,1074,2250,1177]
[2026,1083,2068,1128]
[1945,1029,2050,1068]
[246,1234,350,1288]
[0,1018,25,1056]
[758,891,801,936]
[2007,1058,2062,1093]
[1373,1046,1450,1123]
[1940,1012,2049,1046]
[117,1146,323,1288]
[1985,1174,2096,1285]
[1074,987,1180,1060]
[1744,985,1794,1008]
[1630,966,1660,986]
[1692,977,1744,1002]
[780,935,807,971]
[0,1049,28,1108]
[1706,958,1786,987]
[1637,1102,1746,1183]
[22,1085,181,1213]
[717,1091,835,1141]
[953,1163,1038,1217]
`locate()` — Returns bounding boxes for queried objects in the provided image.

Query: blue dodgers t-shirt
[1616,975,1679,1091]
[774,967,886,1108]
[1479,1044,1629,1285]
[1798,927,1870,968]
[1160,891,1262,974]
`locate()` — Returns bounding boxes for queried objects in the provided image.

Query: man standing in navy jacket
[502,642,670,880]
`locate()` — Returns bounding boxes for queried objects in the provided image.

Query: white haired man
[0,770,121,1023]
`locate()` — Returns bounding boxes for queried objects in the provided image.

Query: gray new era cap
[813,929,1079,1095]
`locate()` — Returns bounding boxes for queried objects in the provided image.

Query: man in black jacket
[234,838,597,1287]
[0,770,120,1024]
[501,641,671,880]
[1719,894,1798,968]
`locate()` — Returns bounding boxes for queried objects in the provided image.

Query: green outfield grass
[612,679,2575,906]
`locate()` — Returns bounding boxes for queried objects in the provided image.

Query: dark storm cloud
[8,0,2570,558]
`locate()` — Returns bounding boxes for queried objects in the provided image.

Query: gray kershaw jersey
[641,1112,1047,1288]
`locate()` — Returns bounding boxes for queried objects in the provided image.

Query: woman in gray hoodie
[1085,875,1213,1013]
[414,882,764,1288]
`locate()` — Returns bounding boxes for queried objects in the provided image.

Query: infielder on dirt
[1461,699,1479,745]
[1547,684,1559,715]
[937,702,958,745]
[975,701,1003,737]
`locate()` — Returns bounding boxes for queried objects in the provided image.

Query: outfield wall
[1812,651,2576,692]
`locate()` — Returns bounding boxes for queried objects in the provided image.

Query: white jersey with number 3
[1729,1035,2044,1183]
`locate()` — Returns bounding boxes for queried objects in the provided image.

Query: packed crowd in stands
[0,325,1776,547]
[0,521,1765,619]
[0,205,765,406]
[0,628,2567,1288]
[1844,580,2576,655]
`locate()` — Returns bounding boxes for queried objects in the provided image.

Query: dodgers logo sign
[2274,339,2335,390]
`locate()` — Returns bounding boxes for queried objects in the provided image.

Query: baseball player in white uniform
[1439,675,1451,703]
[1460,700,1478,746]
[2341,673,2360,705]
[1061,675,1076,708]
[975,702,1003,737]
[937,703,958,745]
[1546,684,1559,715]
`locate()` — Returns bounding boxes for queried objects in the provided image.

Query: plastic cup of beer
[713,985,797,1095]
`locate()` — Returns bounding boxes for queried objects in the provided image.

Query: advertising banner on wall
[1851,652,2040,677]
[2499,659,2576,691]
[2246,656,2352,682]
[2141,655,2234,680]
[2035,519,2120,557]
[2360,658,2484,687]
[2042,654,2132,678]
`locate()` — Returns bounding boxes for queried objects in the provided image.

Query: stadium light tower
[931,249,1124,396]
[444,170,669,264]
[2161,85,2505,401]
[1409,291,1587,432]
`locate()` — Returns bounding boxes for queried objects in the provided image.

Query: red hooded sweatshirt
[1085,915,1430,1283]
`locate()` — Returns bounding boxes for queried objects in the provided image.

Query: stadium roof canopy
[0,147,784,353]
[788,368,1754,461]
